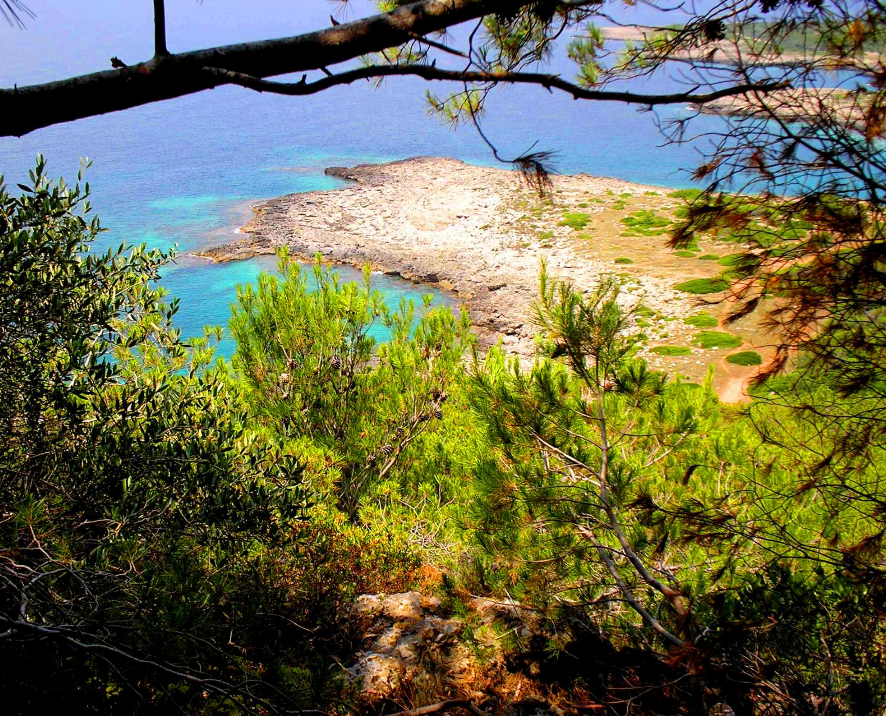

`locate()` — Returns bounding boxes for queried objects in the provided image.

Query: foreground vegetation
[2,165,885,715]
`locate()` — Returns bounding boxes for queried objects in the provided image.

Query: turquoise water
[0,70,731,356]
[0,4,749,356]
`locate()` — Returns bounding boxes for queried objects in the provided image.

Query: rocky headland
[197,158,692,356]
[696,86,863,125]
[601,24,880,67]
[195,156,769,398]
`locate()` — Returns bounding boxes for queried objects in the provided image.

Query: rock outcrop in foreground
[346,591,557,714]
[345,591,738,715]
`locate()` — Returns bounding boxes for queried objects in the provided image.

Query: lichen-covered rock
[347,592,473,702]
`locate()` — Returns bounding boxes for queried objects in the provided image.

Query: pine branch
[0,0,528,137]
[204,63,789,108]
[0,0,784,138]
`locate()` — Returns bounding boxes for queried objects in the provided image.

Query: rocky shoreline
[194,157,695,358]
[601,25,878,68]
[696,87,862,125]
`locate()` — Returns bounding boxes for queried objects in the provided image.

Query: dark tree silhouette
[0,0,782,139]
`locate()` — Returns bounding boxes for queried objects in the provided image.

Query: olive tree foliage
[0,159,309,713]
[230,253,472,521]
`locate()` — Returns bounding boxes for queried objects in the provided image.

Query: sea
[0,1,771,356]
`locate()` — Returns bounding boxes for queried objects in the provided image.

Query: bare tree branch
[0,0,528,137]
[202,63,789,107]
[407,31,467,58]
[0,0,781,138]
[580,527,685,647]
[153,0,169,58]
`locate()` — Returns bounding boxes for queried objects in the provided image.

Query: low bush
[717,253,745,267]
[621,210,671,235]
[674,278,729,294]
[684,312,719,328]
[727,350,763,366]
[560,212,590,230]
[695,331,743,349]
[667,188,703,201]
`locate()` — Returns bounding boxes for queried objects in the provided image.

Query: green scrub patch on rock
[674,278,729,294]
[650,345,692,356]
[684,313,719,328]
[726,350,763,366]
[694,331,743,350]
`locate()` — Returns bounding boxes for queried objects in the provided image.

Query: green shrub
[674,250,698,258]
[718,253,745,267]
[577,202,590,208]
[615,257,634,264]
[668,188,703,201]
[650,345,692,356]
[685,312,719,328]
[621,210,671,235]
[560,212,590,229]
[726,350,763,366]
[695,331,743,349]
[699,254,720,260]
[768,243,802,258]
[232,256,472,520]
[674,278,729,294]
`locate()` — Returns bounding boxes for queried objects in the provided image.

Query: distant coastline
[695,87,862,125]
[601,24,879,67]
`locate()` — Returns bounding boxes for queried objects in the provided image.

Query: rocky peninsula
[196,157,768,398]
[697,87,863,125]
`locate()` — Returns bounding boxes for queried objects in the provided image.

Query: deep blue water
[0,3,760,356]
